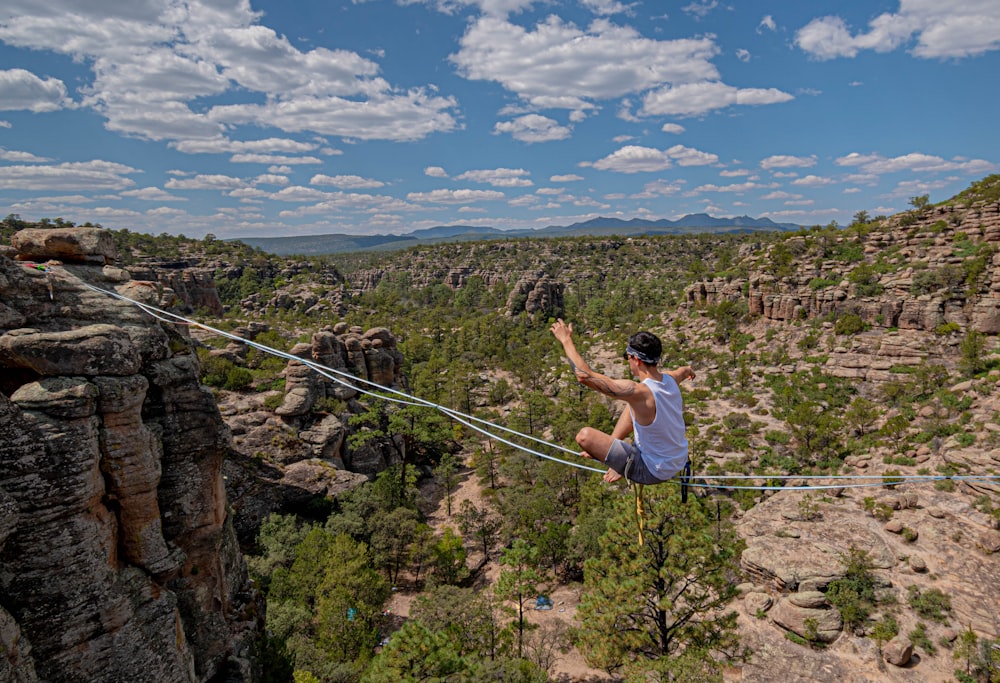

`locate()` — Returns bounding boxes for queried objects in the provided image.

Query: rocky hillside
[670,186,1000,681]
[0,229,259,682]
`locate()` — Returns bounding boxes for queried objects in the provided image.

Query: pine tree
[575,487,748,679]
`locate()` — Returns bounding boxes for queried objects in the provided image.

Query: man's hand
[678,366,696,382]
[603,468,623,483]
[550,319,573,344]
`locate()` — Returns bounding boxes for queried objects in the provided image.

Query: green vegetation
[8,185,997,683]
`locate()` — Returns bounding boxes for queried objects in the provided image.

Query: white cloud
[761,154,817,169]
[310,174,385,189]
[632,179,683,198]
[121,187,186,201]
[720,169,750,177]
[791,174,835,187]
[171,137,320,154]
[494,114,572,143]
[640,81,792,117]
[452,16,720,111]
[0,148,51,163]
[580,0,635,16]
[661,123,685,134]
[0,68,72,112]
[736,49,751,62]
[682,1,719,20]
[425,166,449,178]
[666,144,719,166]
[406,188,506,203]
[758,15,777,33]
[254,174,291,186]
[0,1,459,144]
[230,154,323,165]
[586,144,717,173]
[165,174,246,190]
[692,181,765,193]
[454,168,532,187]
[836,151,995,175]
[796,2,1000,60]
[550,174,583,182]
[762,191,803,200]
[587,145,673,173]
[0,159,139,190]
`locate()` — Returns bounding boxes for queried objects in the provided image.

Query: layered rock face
[0,228,259,683]
[685,200,1000,334]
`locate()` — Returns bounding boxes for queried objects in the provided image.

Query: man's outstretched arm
[551,319,637,398]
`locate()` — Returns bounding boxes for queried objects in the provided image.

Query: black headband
[625,344,659,364]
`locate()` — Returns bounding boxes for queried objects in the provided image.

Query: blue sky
[1,0,998,239]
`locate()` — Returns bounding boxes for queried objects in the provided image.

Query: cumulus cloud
[452,16,720,112]
[165,174,246,190]
[406,188,506,203]
[791,174,835,187]
[0,68,72,112]
[586,144,718,173]
[454,168,532,187]
[796,2,1000,60]
[640,81,792,117]
[310,174,385,189]
[121,187,187,201]
[0,1,459,144]
[761,154,818,169]
[230,154,323,165]
[661,123,685,134]
[587,145,674,173]
[0,148,51,163]
[0,159,139,190]
[758,15,777,33]
[836,151,996,175]
[424,166,449,178]
[494,114,572,143]
[550,174,583,182]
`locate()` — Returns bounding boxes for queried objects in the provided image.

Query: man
[551,319,695,484]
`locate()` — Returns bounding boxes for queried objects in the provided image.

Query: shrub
[834,313,865,336]
[826,547,878,630]
[907,585,952,623]
[225,366,254,391]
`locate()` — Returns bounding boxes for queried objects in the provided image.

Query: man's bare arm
[551,319,638,399]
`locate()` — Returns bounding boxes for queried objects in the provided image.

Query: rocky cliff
[685,200,1000,336]
[0,228,259,683]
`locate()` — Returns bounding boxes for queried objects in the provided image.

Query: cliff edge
[0,228,259,683]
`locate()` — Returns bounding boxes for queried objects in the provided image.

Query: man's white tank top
[631,375,688,481]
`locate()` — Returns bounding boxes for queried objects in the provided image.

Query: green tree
[826,547,877,631]
[349,403,453,507]
[368,506,420,585]
[434,452,461,517]
[456,499,503,561]
[575,487,747,679]
[959,329,987,377]
[844,397,880,437]
[428,526,470,586]
[495,539,544,659]
[361,621,466,683]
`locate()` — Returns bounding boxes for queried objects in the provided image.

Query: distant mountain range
[235,214,801,256]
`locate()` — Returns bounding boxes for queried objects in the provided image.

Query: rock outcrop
[0,228,259,683]
[685,199,1000,335]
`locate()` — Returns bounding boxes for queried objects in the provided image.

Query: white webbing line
[81,281,1000,492]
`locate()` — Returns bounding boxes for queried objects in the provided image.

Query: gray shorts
[605,439,667,485]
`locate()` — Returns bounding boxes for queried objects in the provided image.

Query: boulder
[770,595,843,643]
[12,227,117,265]
[883,636,913,667]
[0,324,141,377]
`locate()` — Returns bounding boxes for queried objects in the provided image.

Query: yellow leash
[631,481,645,546]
